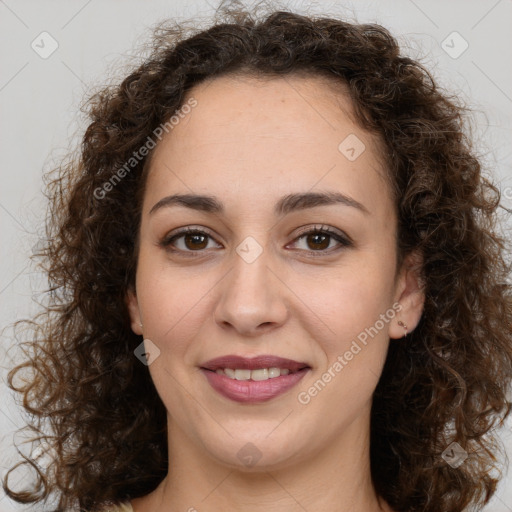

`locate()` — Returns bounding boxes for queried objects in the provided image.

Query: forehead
[142,74,393,220]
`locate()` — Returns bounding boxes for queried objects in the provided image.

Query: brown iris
[306,232,330,250]
[184,232,208,250]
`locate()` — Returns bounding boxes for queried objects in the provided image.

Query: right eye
[159,227,223,254]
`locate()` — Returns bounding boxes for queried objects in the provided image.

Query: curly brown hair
[3,2,512,512]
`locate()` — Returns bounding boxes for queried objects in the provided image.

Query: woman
[3,4,512,512]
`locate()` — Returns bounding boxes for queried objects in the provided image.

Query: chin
[201,431,310,472]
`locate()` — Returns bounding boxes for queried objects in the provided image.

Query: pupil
[309,233,329,250]
[186,233,207,250]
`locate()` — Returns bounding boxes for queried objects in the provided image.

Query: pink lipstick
[200,355,310,403]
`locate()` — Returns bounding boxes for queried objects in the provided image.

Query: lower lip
[201,368,309,403]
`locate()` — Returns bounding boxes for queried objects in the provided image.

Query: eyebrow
[149,191,370,217]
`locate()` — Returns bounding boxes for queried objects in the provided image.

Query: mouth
[200,354,311,403]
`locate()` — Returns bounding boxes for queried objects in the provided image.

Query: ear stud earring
[398,320,408,338]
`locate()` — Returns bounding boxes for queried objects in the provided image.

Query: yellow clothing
[102,502,133,512]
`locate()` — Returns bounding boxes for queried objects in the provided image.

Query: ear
[126,286,143,336]
[389,250,425,339]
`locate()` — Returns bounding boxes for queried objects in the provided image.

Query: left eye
[290,227,352,253]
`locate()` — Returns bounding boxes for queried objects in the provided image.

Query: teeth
[215,367,294,381]
[251,368,268,381]
[268,367,281,378]
[234,369,251,381]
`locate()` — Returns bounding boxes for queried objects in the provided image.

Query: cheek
[135,251,218,360]
[303,255,397,352]
[294,266,396,426]
[134,259,211,410]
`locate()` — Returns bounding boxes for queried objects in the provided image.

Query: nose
[213,245,289,337]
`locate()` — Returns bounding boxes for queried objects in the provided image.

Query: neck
[133,407,392,512]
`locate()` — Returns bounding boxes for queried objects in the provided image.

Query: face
[127,74,424,471]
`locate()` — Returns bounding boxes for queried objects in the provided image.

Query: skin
[126,74,425,512]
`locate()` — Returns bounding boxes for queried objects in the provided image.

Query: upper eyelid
[162,224,352,249]
[164,226,219,243]
[294,224,349,239]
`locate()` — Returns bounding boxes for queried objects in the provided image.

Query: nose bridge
[214,235,287,334]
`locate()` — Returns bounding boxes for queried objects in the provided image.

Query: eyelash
[159,224,353,257]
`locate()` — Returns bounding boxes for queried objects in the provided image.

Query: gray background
[0,0,511,510]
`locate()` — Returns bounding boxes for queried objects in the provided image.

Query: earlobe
[126,288,143,336]
[389,251,425,340]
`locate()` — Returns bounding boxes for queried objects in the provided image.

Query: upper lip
[200,355,310,372]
